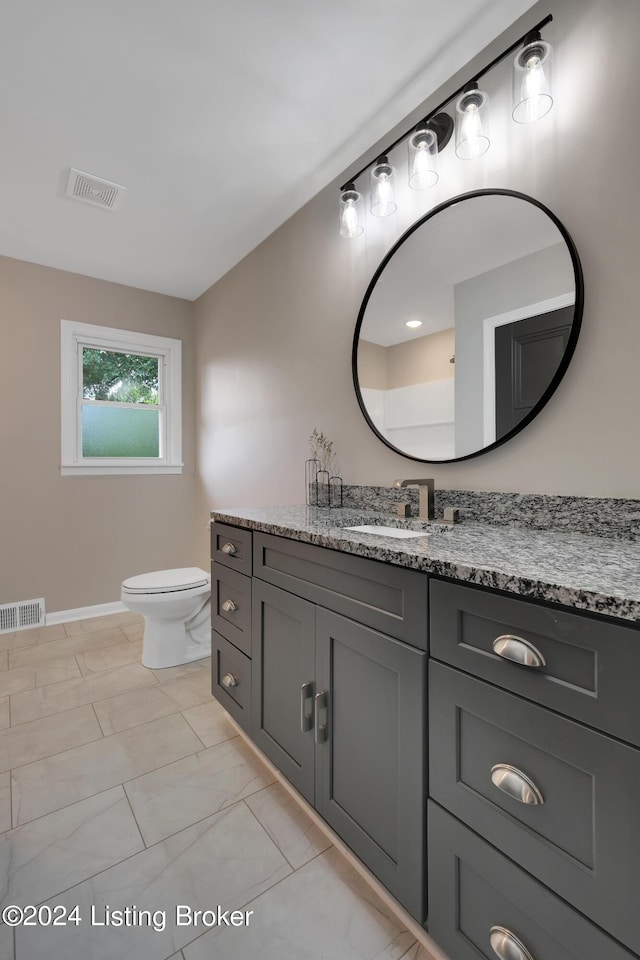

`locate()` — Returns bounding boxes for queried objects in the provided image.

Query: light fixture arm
[339,12,552,190]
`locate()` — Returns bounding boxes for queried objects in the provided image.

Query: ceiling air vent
[65,168,126,211]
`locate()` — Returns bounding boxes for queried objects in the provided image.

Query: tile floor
[0,612,431,960]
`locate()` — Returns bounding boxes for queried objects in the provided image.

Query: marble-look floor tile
[184,846,415,960]
[0,786,143,910]
[398,943,441,960]
[245,782,331,869]
[15,801,292,960]
[9,627,129,670]
[0,623,67,652]
[0,704,103,772]
[64,611,142,636]
[0,655,81,698]
[10,662,156,725]
[125,736,274,846]
[11,713,203,825]
[0,698,9,731]
[155,669,213,710]
[0,772,11,832]
[151,656,210,683]
[94,683,190,736]
[76,638,143,675]
[0,651,7,671]
[182,700,236,747]
[0,925,12,960]
[122,620,144,642]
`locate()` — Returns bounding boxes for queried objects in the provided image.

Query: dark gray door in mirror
[352,190,583,463]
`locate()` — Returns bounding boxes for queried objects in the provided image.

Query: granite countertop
[211,505,640,625]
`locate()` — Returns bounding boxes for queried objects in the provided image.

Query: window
[61,320,182,475]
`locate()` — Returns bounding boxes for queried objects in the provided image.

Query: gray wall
[0,256,197,612]
[194,0,640,566]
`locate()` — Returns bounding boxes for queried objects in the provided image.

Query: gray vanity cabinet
[251,578,316,803]
[210,522,254,732]
[251,544,427,923]
[314,606,426,922]
[428,802,636,960]
[428,576,640,960]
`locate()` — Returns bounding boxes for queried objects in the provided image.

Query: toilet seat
[122,567,209,595]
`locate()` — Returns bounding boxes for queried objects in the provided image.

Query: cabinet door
[251,580,316,803]
[315,608,427,923]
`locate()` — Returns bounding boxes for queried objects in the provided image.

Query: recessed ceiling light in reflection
[405,319,423,329]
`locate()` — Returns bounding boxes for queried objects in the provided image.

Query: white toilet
[121,567,211,669]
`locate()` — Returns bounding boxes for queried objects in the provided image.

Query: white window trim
[61,319,183,476]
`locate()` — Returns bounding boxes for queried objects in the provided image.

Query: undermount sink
[345,524,430,539]
[308,509,452,535]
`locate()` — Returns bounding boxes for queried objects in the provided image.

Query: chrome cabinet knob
[221,542,237,556]
[221,599,238,613]
[492,635,546,668]
[221,673,238,689]
[491,764,544,805]
[489,925,536,960]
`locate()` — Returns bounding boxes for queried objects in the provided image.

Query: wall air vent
[0,598,46,635]
[65,168,126,210]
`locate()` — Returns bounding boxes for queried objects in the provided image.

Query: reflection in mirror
[354,191,582,463]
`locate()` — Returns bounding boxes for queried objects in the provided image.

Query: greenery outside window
[61,320,182,475]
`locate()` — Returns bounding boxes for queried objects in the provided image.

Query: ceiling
[362,194,571,346]
[0,0,536,300]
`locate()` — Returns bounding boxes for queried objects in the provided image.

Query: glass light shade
[370,156,397,217]
[339,184,364,238]
[513,38,553,123]
[455,86,490,159]
[408,125,438,190]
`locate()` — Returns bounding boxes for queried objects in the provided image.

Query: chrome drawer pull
[492,635,546,668]
[300,682,314,733]
[221,673,238,689]
[491,764,544,805]
[221,599,238,613]
[314,691,328,744]
[489,925,536,960]
[221,542,237,556]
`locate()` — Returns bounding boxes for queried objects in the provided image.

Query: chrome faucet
[393,478,435,521]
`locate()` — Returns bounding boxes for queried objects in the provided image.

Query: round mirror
[352,189,583,462]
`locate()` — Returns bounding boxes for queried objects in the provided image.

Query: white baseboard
[47,601,128,626]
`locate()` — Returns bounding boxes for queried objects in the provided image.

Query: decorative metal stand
[306,460,342,508]
[316,470,330,507]
[329,476,343,508]
[305,458,319,505]
[306,460,330,506]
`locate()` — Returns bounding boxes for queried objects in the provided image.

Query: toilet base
[140,598,211,670]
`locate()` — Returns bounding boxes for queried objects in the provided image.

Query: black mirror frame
[352,188,584,464]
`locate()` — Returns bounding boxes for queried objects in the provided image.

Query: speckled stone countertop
[212,505,640,625]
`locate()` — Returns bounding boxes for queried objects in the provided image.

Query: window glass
[82,348,159,403]
[61,320,182,476]
[81,406,160,458]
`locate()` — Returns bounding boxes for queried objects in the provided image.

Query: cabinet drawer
[427,802,636,960]
[429,661,640,953]
[211,522,253,576]
[211,632,251,731]
[430,577,640,745]
[253,532,427,648]
[212,563,251,656]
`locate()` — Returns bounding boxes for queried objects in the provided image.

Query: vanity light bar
[339,13,553,226]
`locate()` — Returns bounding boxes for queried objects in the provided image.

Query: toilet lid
[122,567,209,594]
